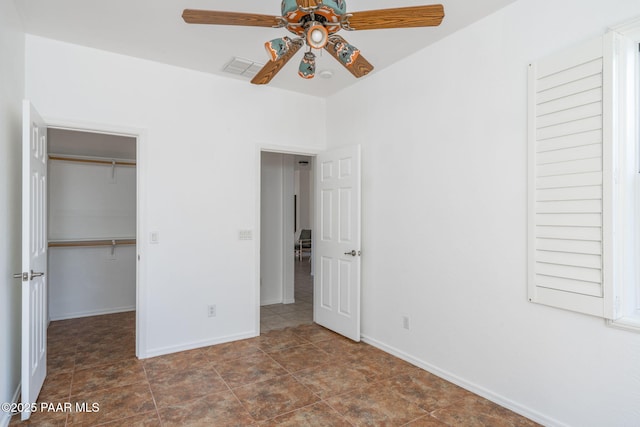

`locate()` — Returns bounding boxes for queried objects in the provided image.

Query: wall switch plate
[402,316,410,330]
[207,305,216,317]
[150,231,159,244]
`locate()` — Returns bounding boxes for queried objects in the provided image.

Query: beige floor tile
[260,402,351,426]
[71,359,146,395]
[148,364,229,408]
[430,395,540,427]
[16,266,541,427]
[66,382,156,425]
[267,343,330,373]
[159,391,257,426]
[233,375,320,422]
[215,353,288,389]
[325,383,428,426]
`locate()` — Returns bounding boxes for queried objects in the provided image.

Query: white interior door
[20,100,48,420]
[314,145,361,341]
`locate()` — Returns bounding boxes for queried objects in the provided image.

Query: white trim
[49,307,135,322]
[41,116,149,358]
[607,18,640,330]
[606,314,640,333]
[143,331,256,359]
[0,383,21,427]
[602,31,616,320]
[361,334,569,427]
[260,298,285,306]
[610,16,640,36]
[255,143,321,335]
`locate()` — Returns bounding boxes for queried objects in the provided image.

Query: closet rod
[48,155,136,166]
[48,239,136,248]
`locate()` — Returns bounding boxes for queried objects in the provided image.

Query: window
[607,19,640,331]
[528,17,640,332]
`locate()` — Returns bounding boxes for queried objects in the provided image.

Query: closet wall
[48,129,136,320]
[260,152,294,306]
[294,157,312,235]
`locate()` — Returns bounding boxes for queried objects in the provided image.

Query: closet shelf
[48,155,136,166]
[48,239,136,248]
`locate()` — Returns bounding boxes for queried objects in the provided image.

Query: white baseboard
[260,299,283,306]
[142,330,257,359]
[0,383,21,427]
[361,334,567,427]
[50,306,135,321]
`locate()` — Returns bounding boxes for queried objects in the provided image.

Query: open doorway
[46,128,137,355]
[260,152,314,332]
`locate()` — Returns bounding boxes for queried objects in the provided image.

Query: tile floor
[9,260,539,426]
[260,258,314,332]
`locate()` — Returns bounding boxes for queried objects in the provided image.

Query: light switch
[150,231,159,244]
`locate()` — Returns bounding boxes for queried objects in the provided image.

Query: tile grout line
[213,346,273,425]
[261,336,361,426]
[140,362,163,426]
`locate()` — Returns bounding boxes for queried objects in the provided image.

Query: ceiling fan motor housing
[281,0,346,36]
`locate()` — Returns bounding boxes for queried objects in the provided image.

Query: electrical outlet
[402,316,410,330]
[207,305,216,318]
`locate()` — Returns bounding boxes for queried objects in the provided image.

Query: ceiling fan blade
[324,36,374,78]
[251,39,304,85]
[345,4,444,31]
[182,9,282,28]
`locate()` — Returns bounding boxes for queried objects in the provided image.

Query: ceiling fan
[182,0,445,85]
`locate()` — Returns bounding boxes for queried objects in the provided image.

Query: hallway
[261,259,313,332]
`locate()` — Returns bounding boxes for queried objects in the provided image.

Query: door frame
[40,117,148,358]
[255,145,320,334]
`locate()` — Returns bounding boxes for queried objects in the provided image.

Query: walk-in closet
[47,129,137,321]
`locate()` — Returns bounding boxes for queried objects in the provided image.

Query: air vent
[223,57,264,78]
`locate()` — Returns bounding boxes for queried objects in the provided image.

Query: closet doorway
[47,128,137,336]
[260,152,314,332]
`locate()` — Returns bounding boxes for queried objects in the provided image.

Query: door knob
[30,270,45,280]
[344,250,357,256]
[13,271,44,281]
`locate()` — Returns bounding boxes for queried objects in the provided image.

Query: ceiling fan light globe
[306,24,328,49]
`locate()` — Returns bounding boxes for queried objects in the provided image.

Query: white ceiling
[15,0,517,98]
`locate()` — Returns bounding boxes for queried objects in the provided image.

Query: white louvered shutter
[527,34,615,318]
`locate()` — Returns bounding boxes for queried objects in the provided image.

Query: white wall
[260,152,295,305]
[49,246,136,319]
[48,160,136,240]
[326,1,640,426]
[48,159,136,320]
[0,1,25,425]
[25,35,326,357]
